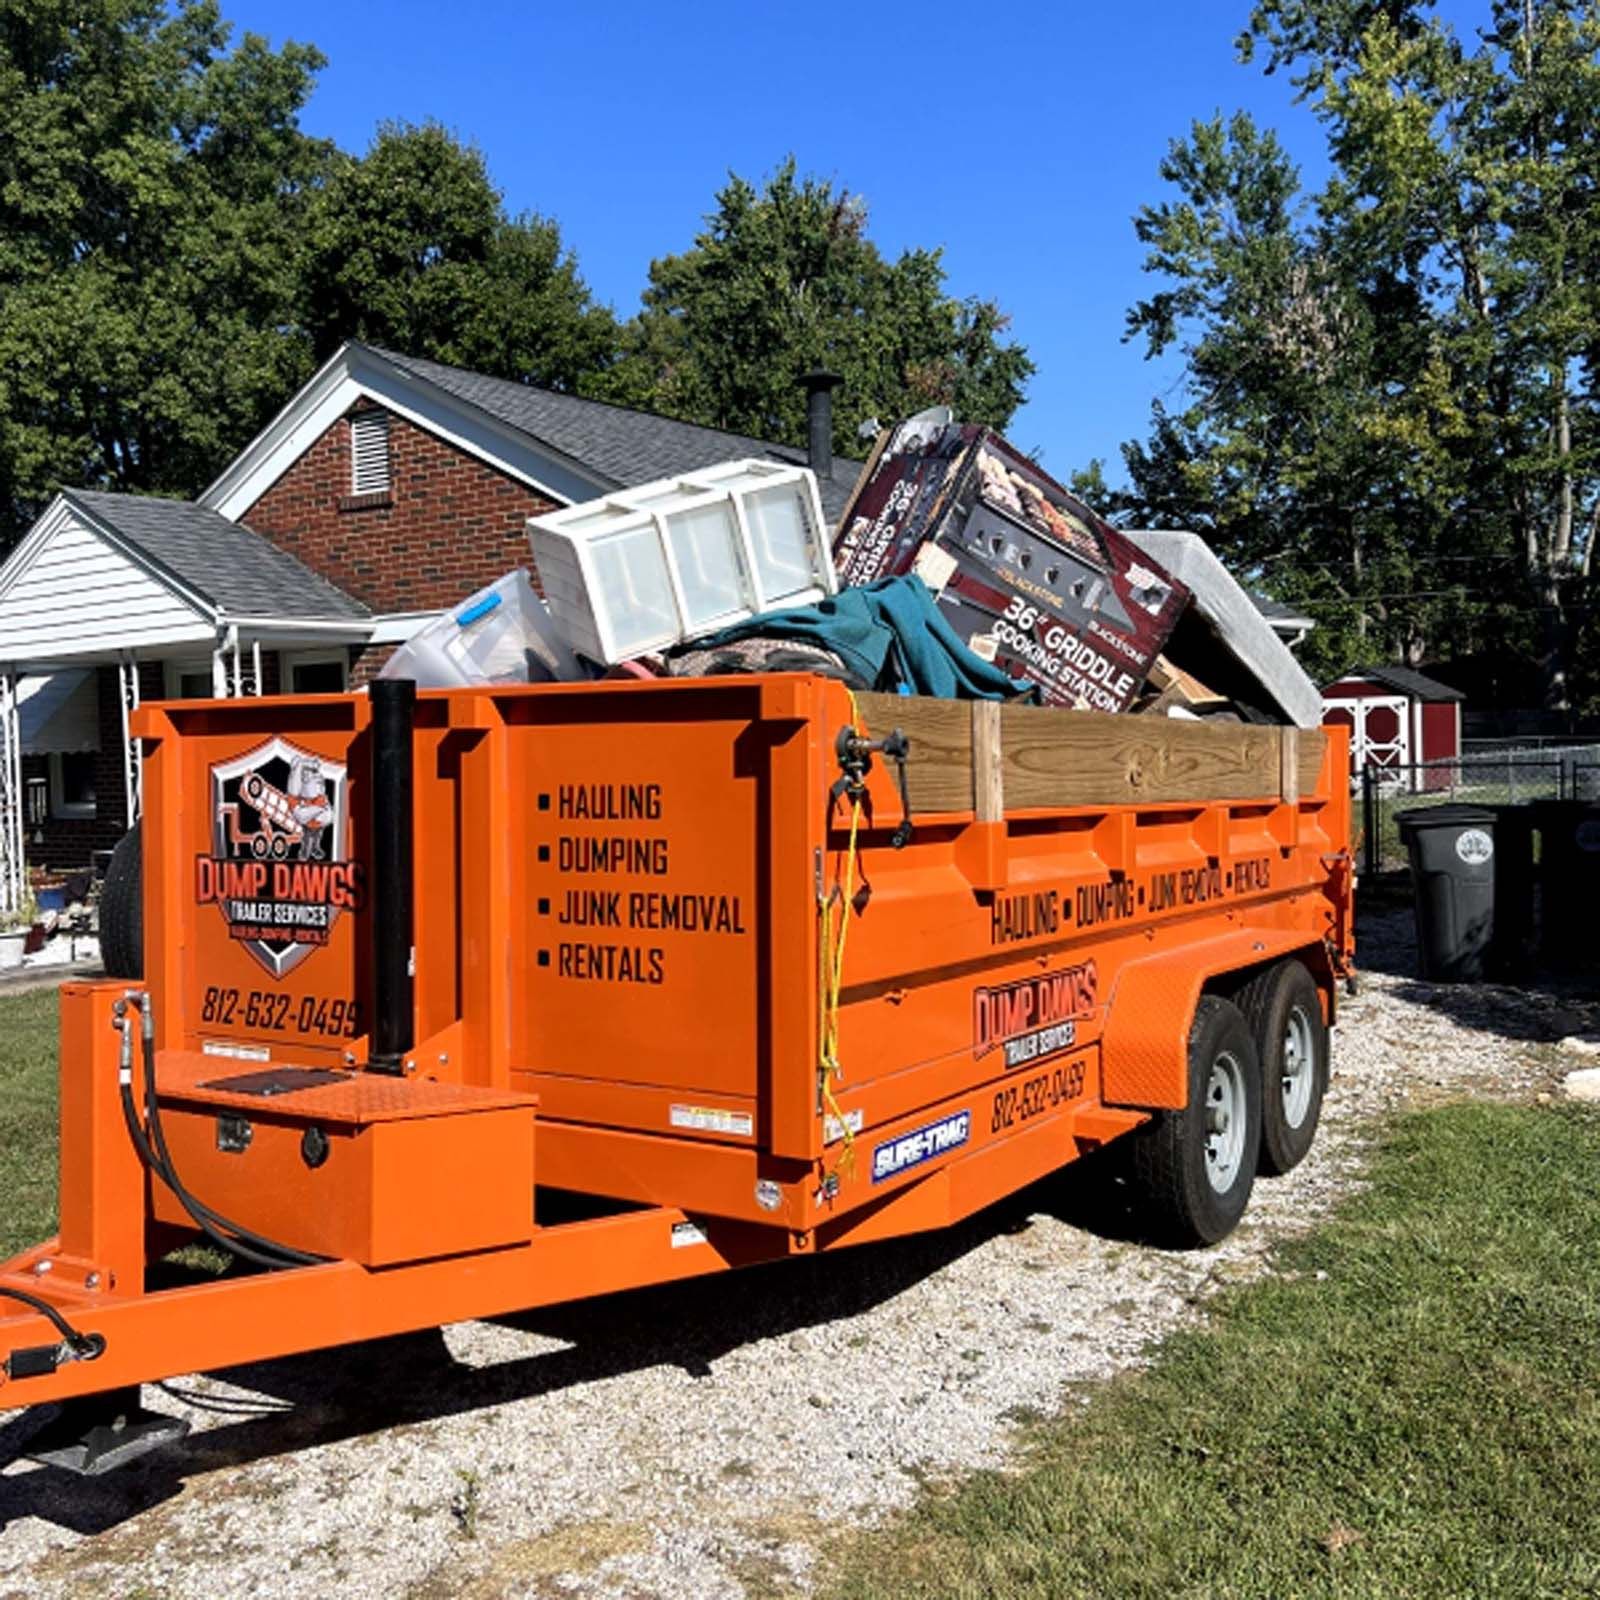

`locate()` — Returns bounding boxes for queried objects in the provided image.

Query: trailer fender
[1101,929,1327,1111]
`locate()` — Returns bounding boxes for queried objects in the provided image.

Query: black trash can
[1396,804,1497,982]
[1485,803,1537,980]
[1531,800,1600,972]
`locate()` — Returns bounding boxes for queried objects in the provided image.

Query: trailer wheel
[1129,996,1261,1248]
[1239,959,1327,1176]
[100,824,142,980]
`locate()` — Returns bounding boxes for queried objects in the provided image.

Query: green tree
[0,0,332,535]
[1123,1,1600,709]
[302,122,618,390]
[1119,111,1486,680]
[0,8,620,548]
[598,159,1033,459]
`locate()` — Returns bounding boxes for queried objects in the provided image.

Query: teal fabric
[695,574,1035,700]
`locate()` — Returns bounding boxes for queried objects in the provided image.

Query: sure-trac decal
[871,1110,972,1184]
[195,738,364,978]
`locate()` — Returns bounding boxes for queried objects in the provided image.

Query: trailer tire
[100,824,142,980]
[1129,995,1261,1248]
[1239,959,1327,1176]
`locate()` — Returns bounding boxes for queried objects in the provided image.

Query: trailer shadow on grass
[0,1149,1142,1536]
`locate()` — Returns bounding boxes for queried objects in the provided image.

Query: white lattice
[119,655,142,824]
[0,672,22,914]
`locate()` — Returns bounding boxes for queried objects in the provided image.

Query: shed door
[1325,694,1411,785]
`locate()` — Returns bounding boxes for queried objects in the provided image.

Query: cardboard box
[835,421,1186,711]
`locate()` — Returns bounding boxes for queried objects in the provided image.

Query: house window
[286,650,348,695]
[166,660,216,700]
[350,412,391,496]
[49,752,96,819]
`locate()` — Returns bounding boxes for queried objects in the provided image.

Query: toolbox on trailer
[1,672,1351,1462]
[149,1060,536,1266]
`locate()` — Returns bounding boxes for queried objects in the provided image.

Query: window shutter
[350,412,391,495]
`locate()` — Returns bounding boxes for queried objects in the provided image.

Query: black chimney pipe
[367,677,415,1074]
[804,369,842,481]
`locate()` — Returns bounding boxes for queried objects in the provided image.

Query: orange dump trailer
[0,675,1351,1470]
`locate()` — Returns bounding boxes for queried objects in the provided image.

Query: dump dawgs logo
[195,738,365,978]
[973,959,1098,1070]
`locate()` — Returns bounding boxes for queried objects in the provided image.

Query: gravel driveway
[1,904,1590,1600]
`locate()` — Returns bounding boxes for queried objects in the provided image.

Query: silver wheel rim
[1281,1005,1315,1128]
[1203,1050,1247,1193]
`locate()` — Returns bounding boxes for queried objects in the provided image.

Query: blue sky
[233,0,1476,485]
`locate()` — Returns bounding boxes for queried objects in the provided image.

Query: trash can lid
[1395,804,1496,833]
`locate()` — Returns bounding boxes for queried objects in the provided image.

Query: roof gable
[0,494,216,661]
[200,341,864,526]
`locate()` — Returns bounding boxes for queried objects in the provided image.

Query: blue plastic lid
[455,592,502,628]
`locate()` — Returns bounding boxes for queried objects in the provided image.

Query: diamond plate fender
[1101,929,1327,1110]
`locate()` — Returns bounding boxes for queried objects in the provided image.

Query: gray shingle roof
[372,348,865,524]
[1250,592,1313,626]
[1338,664,1465,702]
[65,489,367,620]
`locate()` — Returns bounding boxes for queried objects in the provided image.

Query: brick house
[0,342,859,901]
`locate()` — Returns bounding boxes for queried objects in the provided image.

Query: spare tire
[100,824,142,979]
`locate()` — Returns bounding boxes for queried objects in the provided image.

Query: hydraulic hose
[117,994,329,1271]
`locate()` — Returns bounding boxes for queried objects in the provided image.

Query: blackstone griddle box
[834,421,1188,711]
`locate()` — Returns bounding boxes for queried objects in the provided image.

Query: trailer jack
[10,1386,190,1477]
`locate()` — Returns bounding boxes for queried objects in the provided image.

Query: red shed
[1322,665,1464,790]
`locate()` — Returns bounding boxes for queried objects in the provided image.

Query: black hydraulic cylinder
[368,677,415,1073]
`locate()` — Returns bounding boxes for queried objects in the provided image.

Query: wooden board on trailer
[854,692,1325,813]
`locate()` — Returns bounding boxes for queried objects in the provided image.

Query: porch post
[0,668,20,914]
[251,639,263,696]
[118,652,142,825]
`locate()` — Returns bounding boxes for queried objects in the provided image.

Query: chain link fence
[1359,744,1600,876]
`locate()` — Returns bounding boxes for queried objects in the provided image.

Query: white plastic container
[527,460,836,665]
[379,569,583,689]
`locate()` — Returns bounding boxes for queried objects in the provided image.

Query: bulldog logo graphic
[195,738,365,978]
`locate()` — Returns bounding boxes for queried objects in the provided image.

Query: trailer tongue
[0,675,1351,1471]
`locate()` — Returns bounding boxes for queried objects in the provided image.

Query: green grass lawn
[0,987,63,1259]
[829,1102,1600,1600]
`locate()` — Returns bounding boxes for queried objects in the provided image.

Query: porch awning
[19,669,96,754]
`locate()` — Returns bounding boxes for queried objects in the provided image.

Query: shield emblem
[201,738,354,978]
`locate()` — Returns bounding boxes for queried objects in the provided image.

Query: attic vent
[350,412,391,496]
